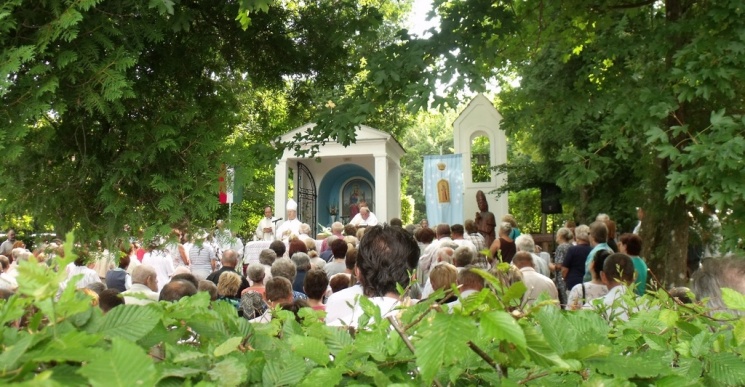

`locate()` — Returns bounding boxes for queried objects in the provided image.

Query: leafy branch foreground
[2,236,745,386]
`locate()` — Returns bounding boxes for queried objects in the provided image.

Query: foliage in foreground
[2,237,745,386]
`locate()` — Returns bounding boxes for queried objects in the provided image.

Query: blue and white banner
[424,154,464,225]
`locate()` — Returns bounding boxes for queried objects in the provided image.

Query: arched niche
[470,132,491,183]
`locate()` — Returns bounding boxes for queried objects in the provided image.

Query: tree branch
[467,340,503,381]
[387,315,444,387]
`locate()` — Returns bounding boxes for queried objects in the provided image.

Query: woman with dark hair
[618,233,647,295]
[566,250,610,310]
[304,268,329,311]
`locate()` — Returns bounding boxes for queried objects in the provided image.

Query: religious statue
[437,179,451,203]
[474,190,497,248]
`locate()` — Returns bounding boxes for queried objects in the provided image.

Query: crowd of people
[1,205,742,326]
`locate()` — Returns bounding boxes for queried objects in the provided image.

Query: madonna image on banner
[342,179,373,218]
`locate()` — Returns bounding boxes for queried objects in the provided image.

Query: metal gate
[297,162,317,236]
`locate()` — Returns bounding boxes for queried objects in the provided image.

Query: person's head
[303,268,329,301]
[265,277,294,306]
[512,251,534,269]
[6,229,16,241]
[476,190,488,211]
[86,282,107,295]
[291,252,312,272]
[269,241,286,259]
[601,253,634,287]
[451,224,465,238]
[604,220,617,240]
[458,266,485,292]
[591,250,611,280]
[221,249,238,268]
[498,222,512,238]
[464,219,478,234]
[556,227,574,244]
[429,263,457,292]
[132,265,158,291]
[117,254,130,270]
[692,257,745,316]
[420,219,429,229]
[389,218,403,227]
[596,213,610,222]
[343,224,357,237]
[264,206,273,218]
[286,199,298,220]
[217,271,241,298]
[356,225,419,297]
[574,225,591,244]
[501,214,518,228]
[259,248,278,266]
[331,222,344,235]
[98,289,124,313]
[345,248,358,271]
[436,246,455,264]
[288,239,308,259]
[171,273,199,289]
[618,233,642,256]
[304,238,317,253]
[329,274,351,293]
[589,221,608,245]
[636,207,645,221]
[0,255,10,272]
[415,226,436,244]
[247,263,266,284]
[299,223,311,235]
[159,280,197,302]
[198,280,218,301]
[453,246,474,267]
[360,207,371,220]
[515,234,536,253]
[330,238,348,259]
[271,257,297,283]
[436,224,451,239]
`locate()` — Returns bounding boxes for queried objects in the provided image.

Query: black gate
[297,162,317,236]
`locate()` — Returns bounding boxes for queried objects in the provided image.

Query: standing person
[552,227,574,306]
[255,206,277,241]
[633,207,644,235]
[474,190,497,248]
[464,219,489,268]
[489,222,516,264]
[276,199,302,240]
[567,250,610,310]
[502,214,521,241]
[583,221,614,282]
[562,225,593,291]
[188,237,217,281]
[617,233,648,296]
[142,242,174,292]
[105,255,131,292]
[168,229,190,270]
[0,229,16,259]
[328,224,419,327]
[513,252,559,307]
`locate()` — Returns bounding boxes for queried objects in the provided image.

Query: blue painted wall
[317,164,374,228]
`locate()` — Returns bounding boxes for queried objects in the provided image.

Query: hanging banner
[424,154,464,225]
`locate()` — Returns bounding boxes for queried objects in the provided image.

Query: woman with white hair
[488,222,516,264]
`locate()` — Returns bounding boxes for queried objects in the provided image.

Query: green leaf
[261,353,306,387]
[479,310,526,349]
[721,288,745,311]
[415,313,474,385]
[523,325,572,370]
[706,352,745,386]
[297,367,344,387]
[288,335,330,366]
[78,337,157,387]
[97,304,160,341]
[214,336,243,357]
[0,334,32,370]
[208,356,248,387]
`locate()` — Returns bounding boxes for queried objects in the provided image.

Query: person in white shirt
[254,206,277,241]
[276,199,302,240]
[451,224,478,255]
[599,253,637,321]
[348,206,378,227]
[122,265,160,305]
[142,246,175,292]
[327,225,419,327]
[60,254,102,292]
[513,251,559,307]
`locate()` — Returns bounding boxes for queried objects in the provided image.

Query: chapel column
[374,154,388,222]
[274,159,288,220]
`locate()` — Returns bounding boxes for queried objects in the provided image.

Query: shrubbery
[2,234,744,386]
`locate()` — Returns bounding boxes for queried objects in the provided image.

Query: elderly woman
[552,227,574,307]
[217,271,242,311]
[291,252,312,294]
[561,225,593,292]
